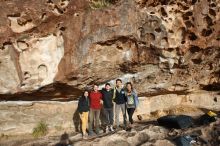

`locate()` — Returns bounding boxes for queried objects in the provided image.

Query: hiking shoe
[82,134,88,139]
[89,131,96,136]
[109,125,114,132]
[96,129,104,135]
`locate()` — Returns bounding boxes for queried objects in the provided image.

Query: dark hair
[116,79,122,83]
[82,90,89,97]
[126,82,134,91]
[93,83,99,87]
[105,83,111,86]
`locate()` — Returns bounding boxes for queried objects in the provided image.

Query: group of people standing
[77,79,139,139]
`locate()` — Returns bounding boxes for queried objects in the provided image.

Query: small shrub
[32,121,48,138]
[89,0,113,9]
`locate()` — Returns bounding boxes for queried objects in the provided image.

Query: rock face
[0,0,219,99]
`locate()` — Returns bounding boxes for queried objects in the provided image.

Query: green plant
[32,121,48,138]
[89,0,111,9]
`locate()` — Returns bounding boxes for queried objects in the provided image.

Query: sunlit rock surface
[0,0,219,99]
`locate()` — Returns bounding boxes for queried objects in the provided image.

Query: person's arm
[77,97,83,114]
[100,92,103,104]
[123,89,127,102]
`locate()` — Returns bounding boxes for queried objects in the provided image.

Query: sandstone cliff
[0,0,219,100]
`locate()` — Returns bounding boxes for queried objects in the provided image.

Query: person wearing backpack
[77,90,90,139]
[113,79,127,129]
[101,83,114,132]
[125,82,139,128]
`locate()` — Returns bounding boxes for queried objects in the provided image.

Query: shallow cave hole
[182,15,189,20]
[150,12,155,14]
[59,26,66,31]
[192,0,197,5]
[46,0,53,4]
[202,83,220,91]
[185,21,194,28]
[167,47,174,52]
[168,29,174,33]
[210,3,216,7]
[160,0,170,5]
[205,15,213,26]
[191,58,202,64]
[183,12,193,20]
[161,7,168,17]
[214,97,217,102]
[188,32,198,41]
[155,27,162,33]
[145,33,156,41]
[189,45,201,53]
[201,28,213,37]
[209,8,216,16]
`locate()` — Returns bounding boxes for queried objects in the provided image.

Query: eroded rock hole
[205,15,213,26]
[202,83,220,91]
[185,21,194,28]
[210,3,216,7]
[160,0,170,5]
[46,0,53,4]
[209,8,216,16]
[189,45,201,53]
[188,32,198,41]
[191,58,202,64]
[161,7,168,17]
[155,27,161,33]
[214,97,217,102]
[181,41,185,44]
[201,28,213,37]
[59,26,66,31]
[24,71,31,80]
[192,0,197,4]
[145,33,155,42]
[150,12,155,14]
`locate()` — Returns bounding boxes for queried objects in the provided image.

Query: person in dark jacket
[101,83,114,132]
[125,82,139,128]
[78,90,90,138]
[113,79,127,129]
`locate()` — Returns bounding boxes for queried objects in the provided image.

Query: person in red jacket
[88,84,103,135]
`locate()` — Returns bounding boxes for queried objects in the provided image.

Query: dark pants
[103,108,114,126]
[127,108,135,124]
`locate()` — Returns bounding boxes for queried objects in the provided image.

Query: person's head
[93,84,99,92]
[126,82,133,92]
[105,83,111,90]
[116,79,122,88]
[83,90,89,97]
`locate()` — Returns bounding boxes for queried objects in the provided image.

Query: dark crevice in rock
[0,83,82,101]
[201,28,213,37]
[192,0,197,5]
[119,62,139,74]
[209,8,216,16]
[139,89,190,97]
[191,58,202,64]
[185,21,194,28]
[201,83,220,91]
[205,15,213,26]
[189,45,201,53]
[188,32,198,41]
[160,7,168,17]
